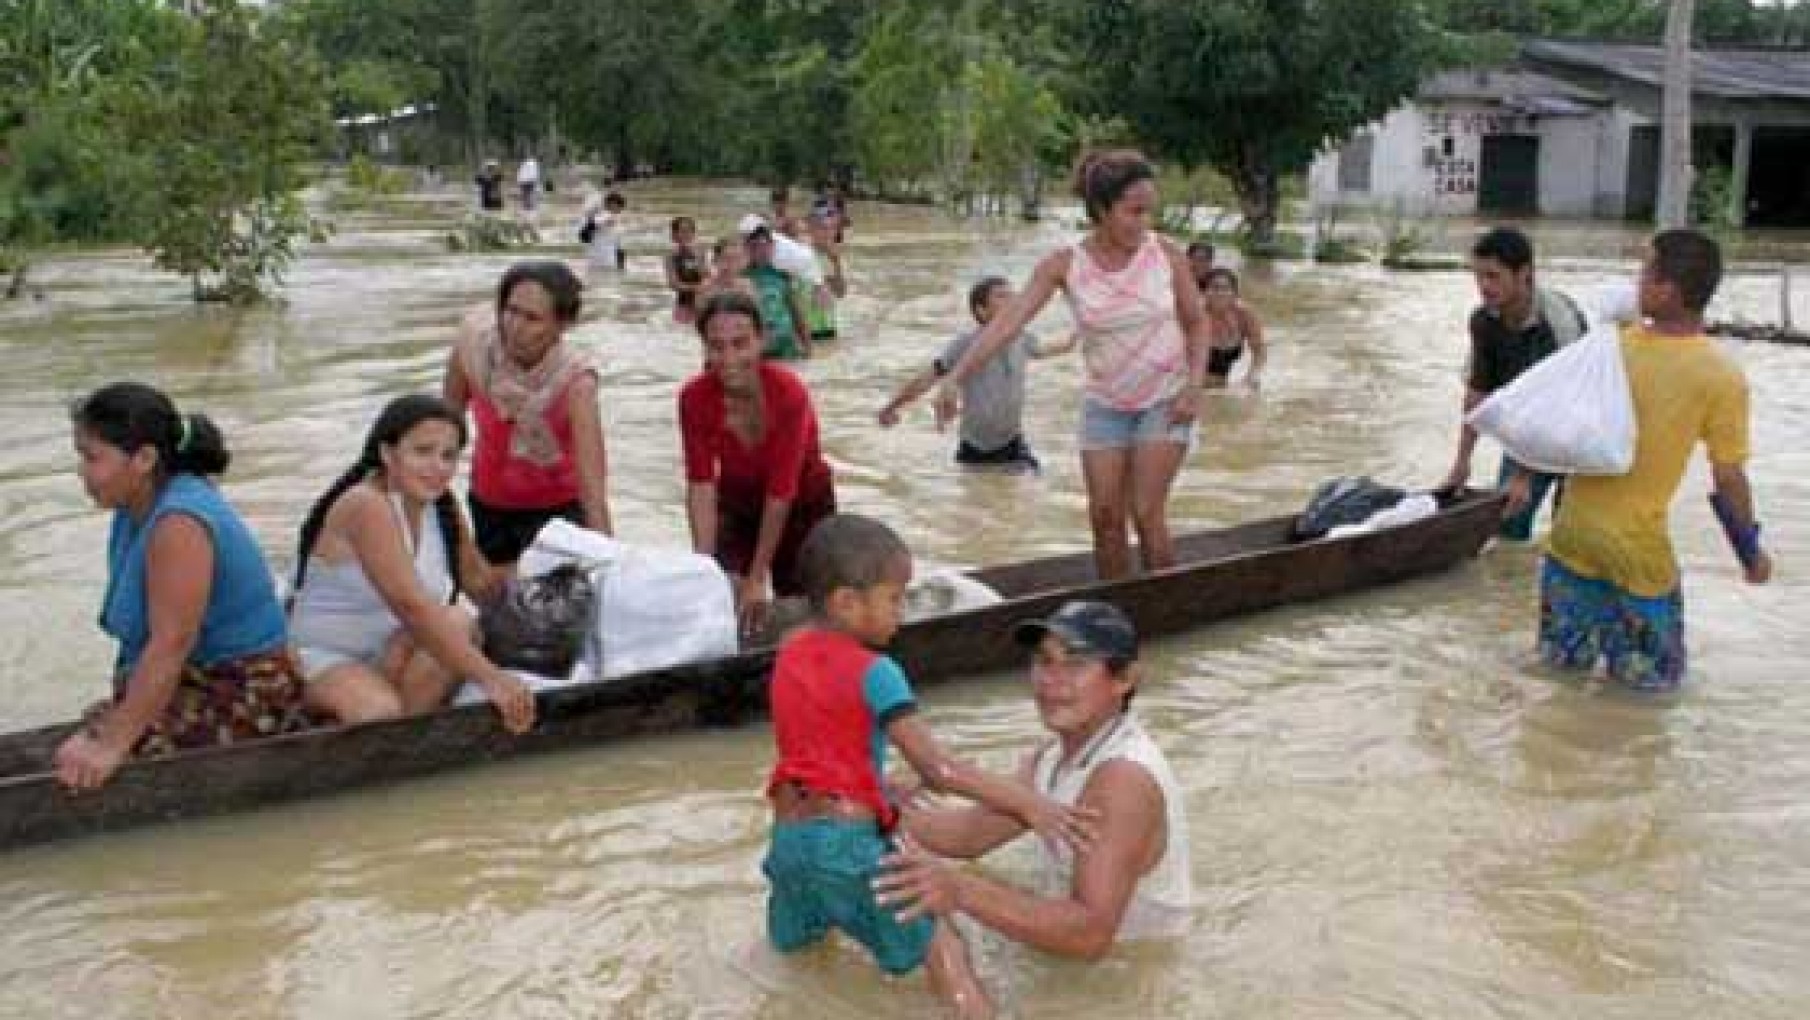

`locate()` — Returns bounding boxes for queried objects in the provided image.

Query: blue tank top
[100,473,288,673]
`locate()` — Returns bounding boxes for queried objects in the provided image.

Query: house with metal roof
[1308,40,1810,226]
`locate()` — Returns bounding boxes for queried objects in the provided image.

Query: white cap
[737,213,771,237]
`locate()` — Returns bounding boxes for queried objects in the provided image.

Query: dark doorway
[1479,134,1540,214]
[1626,125,1659,220]
[1748,128,1810,227]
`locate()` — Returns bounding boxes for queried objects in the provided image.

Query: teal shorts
[762,819,934,975]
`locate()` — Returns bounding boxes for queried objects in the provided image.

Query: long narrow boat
[0,490,1504,850]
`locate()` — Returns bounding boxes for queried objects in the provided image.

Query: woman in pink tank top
[443,261,614,564]
[936,150,1210,579]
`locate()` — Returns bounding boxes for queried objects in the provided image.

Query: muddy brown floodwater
[0,180,1806,1018]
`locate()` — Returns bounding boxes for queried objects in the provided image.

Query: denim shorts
[1079,396,1194,452]
[762,819,933,976]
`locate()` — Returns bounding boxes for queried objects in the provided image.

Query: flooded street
[1,181,1807,1018]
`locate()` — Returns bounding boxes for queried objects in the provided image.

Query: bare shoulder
[331,482,387,530]
[148,509,211,549]
[1080,757,1164,817]
[567,370,601,402]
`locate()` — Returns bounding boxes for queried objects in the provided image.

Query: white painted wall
[1537,114,1603,216]
[1312,97,1630,219]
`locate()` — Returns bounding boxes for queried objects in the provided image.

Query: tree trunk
[1226,148,1280,244]
[466,0,492,166]
[1018,162,1043,221]
[1657,0,1696,229]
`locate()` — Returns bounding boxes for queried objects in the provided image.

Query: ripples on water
[1,183,1806,1018]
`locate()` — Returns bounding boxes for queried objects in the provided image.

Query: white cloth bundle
[1467,325,1636,475]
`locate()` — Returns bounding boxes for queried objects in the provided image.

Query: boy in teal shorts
[764,513,1090,1018]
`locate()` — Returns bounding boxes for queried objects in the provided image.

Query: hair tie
[176,414,193,454]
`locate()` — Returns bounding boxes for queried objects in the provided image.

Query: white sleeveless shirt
[290,492,454,660]
[1030,714,1192,941]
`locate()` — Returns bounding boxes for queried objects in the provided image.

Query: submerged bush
[446,214,538,253]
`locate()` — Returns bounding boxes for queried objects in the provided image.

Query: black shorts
[467,495,585,564]
[1206,344,1244,379]
[955,435,1039,473]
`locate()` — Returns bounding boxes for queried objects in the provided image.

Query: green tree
[1436,0,1786,44]
[1060,0,1452,242]
[967,51,1069,218]
[849,5,963,197]
[115,2,331,301]
[0,0,180,293]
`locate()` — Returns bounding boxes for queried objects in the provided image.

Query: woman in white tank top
[876,600,1192,958]
[289,395,534,734]
[934,150,1211,581]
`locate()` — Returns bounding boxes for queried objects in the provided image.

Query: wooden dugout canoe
[0,489,1505,850]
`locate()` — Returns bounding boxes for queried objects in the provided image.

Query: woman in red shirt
[443,261,614,564]
[679,290,837,634]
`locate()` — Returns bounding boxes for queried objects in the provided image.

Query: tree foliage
[1436,0,1810,45]
[128,4,328,301]
[1,0,329,301]
[1054,0,1452,241]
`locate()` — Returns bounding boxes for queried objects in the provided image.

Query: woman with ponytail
[934,149,1210,580]
[288,394,535,733]
[59,382,309,791]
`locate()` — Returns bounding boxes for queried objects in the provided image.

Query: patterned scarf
[457,307,597,467]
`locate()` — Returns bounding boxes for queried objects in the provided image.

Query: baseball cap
[737,213,772,239]
[1012,600,1138,662]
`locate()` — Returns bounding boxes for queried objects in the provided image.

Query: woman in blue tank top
[56,382,309,790]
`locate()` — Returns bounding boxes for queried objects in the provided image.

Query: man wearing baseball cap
[875,600,1192,958]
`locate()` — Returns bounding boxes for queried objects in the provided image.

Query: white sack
[1325,493,1440,539]
[595,545,738,679]
[518,518,623,578]
[1467,327,1636,476]
[903,570,1003,622]
[771,233,824,285]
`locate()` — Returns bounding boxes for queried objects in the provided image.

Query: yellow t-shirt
[1548,324,1750,596]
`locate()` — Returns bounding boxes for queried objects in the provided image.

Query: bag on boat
[903,570,1003,622]
[1466,325,1635,475]
[1290,476,1408,541]
[514,520,738,679]
[593,544,738,679]
[478,562,596,676]
[1323,492,1440,539]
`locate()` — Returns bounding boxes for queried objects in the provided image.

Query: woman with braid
[288,395,535,733]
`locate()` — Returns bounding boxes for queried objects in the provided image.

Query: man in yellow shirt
[1541,230,1773,692]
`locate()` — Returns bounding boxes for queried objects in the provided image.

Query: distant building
[334,103,439,162]
[1309,40,1810,227]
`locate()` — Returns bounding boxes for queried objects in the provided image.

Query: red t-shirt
[469,378,581,509]
[766,627,918,828]
[678,361,834,514]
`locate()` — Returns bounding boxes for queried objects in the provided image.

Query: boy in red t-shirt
[764,513,1091,1019]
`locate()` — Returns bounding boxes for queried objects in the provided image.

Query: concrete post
[1729,121,1753,228]
[1657,0,1697,229]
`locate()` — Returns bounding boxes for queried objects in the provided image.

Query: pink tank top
[469,380,580,508]
[1064,235,1188,411]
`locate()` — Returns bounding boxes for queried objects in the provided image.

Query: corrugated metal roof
[1420,68,1607,104]
[1522,40,1810,101]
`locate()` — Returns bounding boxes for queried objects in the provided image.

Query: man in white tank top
[875,600,1191,959]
